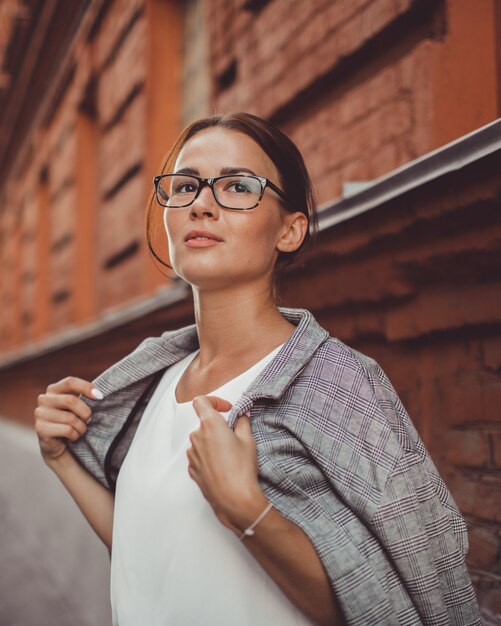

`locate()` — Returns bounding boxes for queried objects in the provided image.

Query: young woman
[34,112,481,626]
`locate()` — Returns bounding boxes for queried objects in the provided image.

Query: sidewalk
[0,416,112,626]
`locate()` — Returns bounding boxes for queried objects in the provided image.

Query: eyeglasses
[153,173,287,211]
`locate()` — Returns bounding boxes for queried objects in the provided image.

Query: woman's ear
[276,212,308,253]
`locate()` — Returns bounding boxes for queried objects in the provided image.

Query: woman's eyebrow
[174,166,258,176]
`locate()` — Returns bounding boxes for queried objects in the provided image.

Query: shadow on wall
[0,417,112,626]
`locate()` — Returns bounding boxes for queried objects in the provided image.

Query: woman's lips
[184,237,222,248]
[184,229,223,247]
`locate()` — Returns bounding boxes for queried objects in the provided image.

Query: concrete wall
[0,417,112,625]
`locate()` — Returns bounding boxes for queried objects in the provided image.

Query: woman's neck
[191,284,295,368]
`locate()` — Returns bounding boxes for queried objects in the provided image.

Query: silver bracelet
[239,502,273,540]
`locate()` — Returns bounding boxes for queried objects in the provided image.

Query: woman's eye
[227,181,250,193]
[176,183,197,193]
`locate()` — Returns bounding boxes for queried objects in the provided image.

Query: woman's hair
[146,111,319,301]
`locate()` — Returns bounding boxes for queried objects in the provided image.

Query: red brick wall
[1,0,498,352]
[209,0,498,203]
[0,0,185,352]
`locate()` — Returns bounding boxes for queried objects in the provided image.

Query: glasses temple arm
[266,179,287,200]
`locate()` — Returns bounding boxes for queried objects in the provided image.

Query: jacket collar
[93,306,329,406]
[244,307,329,401]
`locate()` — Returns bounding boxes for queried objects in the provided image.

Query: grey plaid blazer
[68,307,481,625]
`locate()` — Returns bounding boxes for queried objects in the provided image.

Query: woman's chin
[173,268,233,290]
[172,258,268,291]
[181,272,263,294]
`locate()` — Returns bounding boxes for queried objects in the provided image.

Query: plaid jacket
[68,307,481,625]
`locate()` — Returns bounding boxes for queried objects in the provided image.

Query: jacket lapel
[225,307,330,428]
[91,307,328,403]
[91,323,200,397]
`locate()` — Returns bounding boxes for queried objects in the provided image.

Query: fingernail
[90,388,104,400]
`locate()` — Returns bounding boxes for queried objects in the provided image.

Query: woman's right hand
[34,376,104,462]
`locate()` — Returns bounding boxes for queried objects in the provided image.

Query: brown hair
[146,111,319,300]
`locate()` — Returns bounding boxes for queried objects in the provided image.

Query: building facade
[0,0,500,621]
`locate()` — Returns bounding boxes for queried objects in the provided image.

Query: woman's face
[163,127,307,292]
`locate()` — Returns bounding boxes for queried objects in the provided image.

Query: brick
[482,383,501,425]
[449,473,501,524]
[49,124,76,193]
[492,435,501,469]
[369,141,399,178]
[323,0,367,32]
[467,525,500,570]
[93,0,143,71]
[98,13,146,128]
[98,174,145,263]
[444,430,490,468]
[50,187,76,247]
[395,0,414,11]
[337,11,366,58]
[21,196,37,234]
[367,66,400,111]
[361,0,398,41]
[385,282,501,341]
[289,253,415,312]
[48,103,74,157]
[482,336,501,373]
[99,252,143,311]
[313,167,343,204]
[340,66,399,127]
[339,91,369,129]
[255,54,284,91]
[339,158,371,187]
[340,112,385,163]
[396,42,434,156]
[50,296,73,331]
[313,28,340,77]
[443,375,500,427]
[471,572,501,620]
[50,239,74,298]
[290,6,331,61]
[380,98,413,139]
[99,94,145,196]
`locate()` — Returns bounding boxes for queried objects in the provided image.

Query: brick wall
[1,0,497,351]
[0,0,188,352]
[208,0,498,203]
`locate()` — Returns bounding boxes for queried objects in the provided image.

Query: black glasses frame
[153,173,287,211]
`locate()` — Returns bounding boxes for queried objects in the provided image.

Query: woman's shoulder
[308,334,383,382]
[296,332,410,427]
[302,333,419,454]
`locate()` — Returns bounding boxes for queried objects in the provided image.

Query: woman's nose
[189,185,220,219]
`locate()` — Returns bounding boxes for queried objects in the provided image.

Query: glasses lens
[214,175,262,209]
[157,175,199,207]
[156,174,263,209]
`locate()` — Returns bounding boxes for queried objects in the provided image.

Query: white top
[110,344,315,626]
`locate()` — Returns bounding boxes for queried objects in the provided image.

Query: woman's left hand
[187,395,264,531]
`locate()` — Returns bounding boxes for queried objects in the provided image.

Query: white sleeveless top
[110,344,315,626]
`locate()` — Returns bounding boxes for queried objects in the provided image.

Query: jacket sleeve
[67,336,157,489]
[306,346,481,625]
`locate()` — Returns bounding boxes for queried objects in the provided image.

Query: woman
[34,112,480,626]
